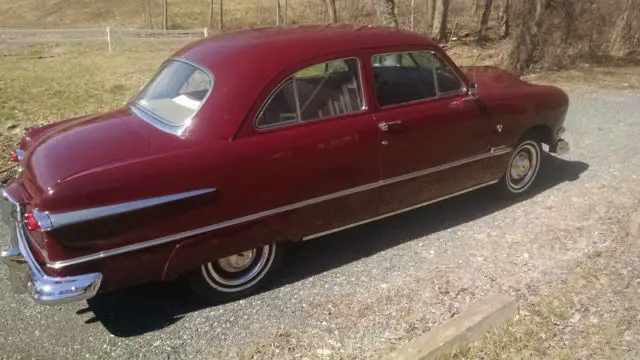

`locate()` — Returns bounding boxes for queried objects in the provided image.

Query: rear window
[135,59,213,126]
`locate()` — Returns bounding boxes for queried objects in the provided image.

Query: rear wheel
[495,135,542,198]
[186,243,284,303]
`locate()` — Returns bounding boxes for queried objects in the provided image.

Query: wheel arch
[519,124,553,145]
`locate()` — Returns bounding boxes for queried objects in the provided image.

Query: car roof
[173,24,435,74]
[168,25,438,141]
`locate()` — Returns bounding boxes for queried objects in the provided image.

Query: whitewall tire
[496,136,542,197]
[186,243,284,303]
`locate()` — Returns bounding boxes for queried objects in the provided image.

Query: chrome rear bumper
[1,189,102,305]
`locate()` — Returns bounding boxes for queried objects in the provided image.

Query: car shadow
[81,154,588,337]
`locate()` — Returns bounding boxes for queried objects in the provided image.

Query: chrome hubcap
[217,250,256,272]
[202,245,275,292]
[506,142,539,192]
[510,152,531,180]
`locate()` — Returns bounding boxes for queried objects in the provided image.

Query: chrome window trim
[129,57,215,137]
[254,56,367,131]
[371,50,467,110]
[45,147,511,269]
[36,188,215,231]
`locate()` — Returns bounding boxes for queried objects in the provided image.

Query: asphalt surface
[1,89,640,360]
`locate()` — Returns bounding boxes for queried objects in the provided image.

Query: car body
[0,24,570,305]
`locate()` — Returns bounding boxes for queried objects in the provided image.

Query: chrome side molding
[303,179,499,241]
[46,148,512,269]
[39,188,216,231]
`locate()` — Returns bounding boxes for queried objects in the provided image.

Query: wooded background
[146,0,640,74]
[2,0,639,75]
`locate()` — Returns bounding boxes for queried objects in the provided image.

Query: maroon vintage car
[0,24,569,305]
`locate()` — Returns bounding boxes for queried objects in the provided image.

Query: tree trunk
[209,0,215,29]
[326,0,338,23]
[139,0,147,27]
[146,0,153,28]
[275,0,281,25]
[162,0,168,30]
[498,0,510,38]
[432,0,449,41]
[284,0,288,25]
[218,0,224,31]
[608,0,632,54]
[425,0,436,35]
[375,0,398,28]
[477,0,493,40]
[410,0,416,31]
[502,0,545,75]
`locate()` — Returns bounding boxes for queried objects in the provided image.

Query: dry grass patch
[449,219,640,360]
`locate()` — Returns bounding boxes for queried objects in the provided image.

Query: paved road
[1,89,640,360]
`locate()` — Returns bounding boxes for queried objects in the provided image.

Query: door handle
[378,121,403,132]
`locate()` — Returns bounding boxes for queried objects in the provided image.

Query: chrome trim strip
[380,147,511,186]
[129,57,215,137]
[47,183,380,269]
[302,179,500,241]
[47,149,511,269]
[32,209,53,231]
[43,188,215,230]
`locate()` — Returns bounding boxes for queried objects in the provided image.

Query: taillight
[9,151,19,162]
[23,212,41,232]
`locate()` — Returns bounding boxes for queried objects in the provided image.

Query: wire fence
[0,27,209,54]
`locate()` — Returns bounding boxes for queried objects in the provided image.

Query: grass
[0,45,172,175]
[448,223,640,360]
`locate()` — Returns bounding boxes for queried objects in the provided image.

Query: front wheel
[495,136,542,198]
[186,243,284,304]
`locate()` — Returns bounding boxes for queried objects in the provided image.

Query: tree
[375,0,398,28]
[432,0,449,41]
[477,0,494,40]
[162,0,168,30]
[275,0,281,25]
[410,0,416,31]
[425,0,436,35]
[608,0,633,54]
[498,0,510,38]
[502,0,545,75]
[218,0,224,31]
[209,0,215,29]
[326,0,338,24]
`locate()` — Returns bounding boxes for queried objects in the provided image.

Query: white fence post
[106,27,112,53]
[204,27,208,37]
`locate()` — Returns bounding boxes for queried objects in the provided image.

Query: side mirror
[464,82,479,101]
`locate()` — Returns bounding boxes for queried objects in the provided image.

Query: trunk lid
[20,108,152,198]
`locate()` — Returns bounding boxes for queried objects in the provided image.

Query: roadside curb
[630,211,640,239]
[385,293,518,360]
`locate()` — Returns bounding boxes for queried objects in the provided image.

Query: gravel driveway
[1,89,639,360]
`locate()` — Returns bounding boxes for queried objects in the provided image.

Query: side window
[371,51,464,107]
[256,58,364,129]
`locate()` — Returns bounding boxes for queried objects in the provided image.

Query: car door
[225,55,381,242]
[366,48,497,215]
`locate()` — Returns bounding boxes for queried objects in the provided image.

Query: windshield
[135,59,213,126]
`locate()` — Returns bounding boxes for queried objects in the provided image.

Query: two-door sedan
[0,24,569,305]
